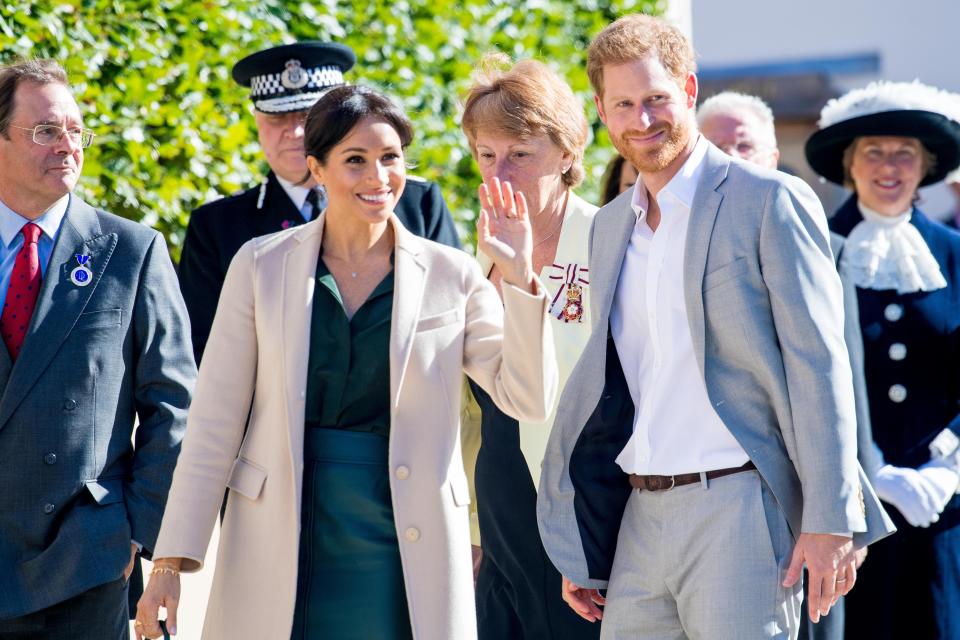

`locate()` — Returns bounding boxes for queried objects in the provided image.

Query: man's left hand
[783,533,855,623]
[123,543,138,581]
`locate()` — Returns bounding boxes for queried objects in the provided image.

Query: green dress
[290,253,413,640]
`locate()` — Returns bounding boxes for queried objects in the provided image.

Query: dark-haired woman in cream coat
[136,86,556,640]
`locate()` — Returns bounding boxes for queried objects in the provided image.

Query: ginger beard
[610,116,693,175]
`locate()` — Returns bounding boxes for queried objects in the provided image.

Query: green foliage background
[0,0,661,256]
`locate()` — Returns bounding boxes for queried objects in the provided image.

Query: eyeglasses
[8,124,95,148]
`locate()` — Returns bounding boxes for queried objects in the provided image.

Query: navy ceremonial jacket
[830,195,960,468]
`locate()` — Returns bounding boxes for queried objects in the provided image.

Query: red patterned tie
[1,223,42,360]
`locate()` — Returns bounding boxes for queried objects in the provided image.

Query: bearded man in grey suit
[0,60,195,639]
[536,15,894,639]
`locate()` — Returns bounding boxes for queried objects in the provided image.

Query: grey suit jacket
[537,144,895,589]
[831,233,883,478]
[0,197,196,618]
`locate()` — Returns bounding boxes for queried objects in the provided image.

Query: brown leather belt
[629,461,756,491]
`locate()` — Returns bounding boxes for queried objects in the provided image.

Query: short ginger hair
[587,14,696,98]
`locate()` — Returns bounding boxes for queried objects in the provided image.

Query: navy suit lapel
[0,198,117,430]
[683,145,728,375]
[0,337,10,390]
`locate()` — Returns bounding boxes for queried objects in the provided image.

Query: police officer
[178,41,460,363]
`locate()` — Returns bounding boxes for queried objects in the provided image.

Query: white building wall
[691,0,960,216]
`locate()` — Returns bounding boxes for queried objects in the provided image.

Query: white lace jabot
[841,203,947,294]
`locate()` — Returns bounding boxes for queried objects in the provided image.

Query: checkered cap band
[254,90,332,113]
[249,65,344,98]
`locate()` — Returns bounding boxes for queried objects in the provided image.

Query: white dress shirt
[275,175,318,222]
[611,136,749,476]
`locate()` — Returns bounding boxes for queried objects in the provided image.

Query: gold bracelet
[150,566,181,577]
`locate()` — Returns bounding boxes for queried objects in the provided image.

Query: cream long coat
[153,214,557,640]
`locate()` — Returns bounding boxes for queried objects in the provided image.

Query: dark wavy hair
[303,85,413,169]
[600,154,629,205]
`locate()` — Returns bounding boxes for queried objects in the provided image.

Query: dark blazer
[831,194,960,640]
[177,172,461,363]
[0,197,195,619]
[830,195,960,468]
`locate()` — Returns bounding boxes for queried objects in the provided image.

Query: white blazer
[153,214,557,639]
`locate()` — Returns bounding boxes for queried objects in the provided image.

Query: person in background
[537,15,893,639]
[136,85,556,640]
[459,54,599,640]
[942,169,960,229]
[806,80,960,640]
[0,59,194,640]
[697,91,779,167]
[178,41,461,364]
[698,89,877,640]
[599,154,638,205]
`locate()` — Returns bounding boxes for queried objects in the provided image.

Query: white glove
[918,455,960,513]
[873,464,942,528]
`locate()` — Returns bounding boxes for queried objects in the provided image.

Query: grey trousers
[600,470,802,640]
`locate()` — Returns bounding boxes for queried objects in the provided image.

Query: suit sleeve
[461,261,557,424]
[421,182,462,249]
[127,232,197,557]
[177,209,222,364]
[152,241,259,571]
[839,268,884,479]
[758,178,866,534]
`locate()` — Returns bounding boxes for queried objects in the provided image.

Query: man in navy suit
[0,60,195,639]
[178,41,461,364]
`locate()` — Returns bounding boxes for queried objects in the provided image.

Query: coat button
[43,453,57,465]
[888,343,907,361]
[43,503,55,514]
[888,384,907,403]
[63,399,77,411]
[395,465,410,480]
[884,304,904,322]
[404,527,420,542]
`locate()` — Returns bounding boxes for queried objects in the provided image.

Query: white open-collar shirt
[611,135,749,476]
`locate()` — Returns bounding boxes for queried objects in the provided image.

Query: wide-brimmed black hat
[805,81,960,187]
[232,42,356,113]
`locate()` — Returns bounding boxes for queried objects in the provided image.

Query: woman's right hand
[135,558,183,638]
[476,178,535,293]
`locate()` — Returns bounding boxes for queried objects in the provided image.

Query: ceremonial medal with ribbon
[70,254,93,287]
[561,283,584,322]
[548,263,589,323]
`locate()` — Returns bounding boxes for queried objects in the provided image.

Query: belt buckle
[649,474,675,491]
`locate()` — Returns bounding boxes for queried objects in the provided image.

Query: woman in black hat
[806,81,960,640]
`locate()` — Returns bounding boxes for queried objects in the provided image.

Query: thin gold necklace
[532,217,563,248]
[532,192,568,248]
